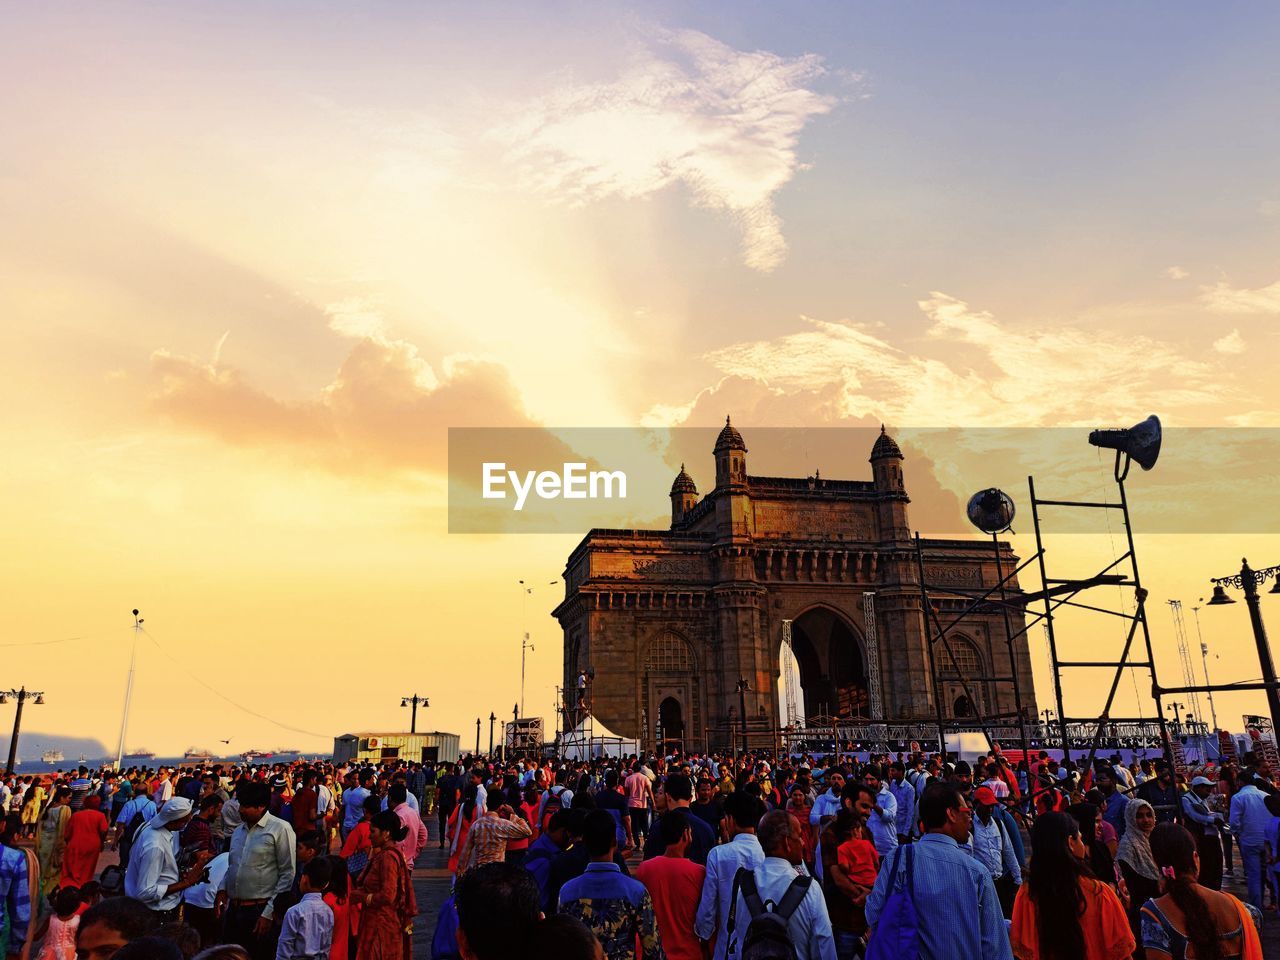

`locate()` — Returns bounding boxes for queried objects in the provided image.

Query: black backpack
[118,801,154,867]
[726,867,811,960]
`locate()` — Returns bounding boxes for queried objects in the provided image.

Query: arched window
[646,632,693,672]
[938,637,982,679]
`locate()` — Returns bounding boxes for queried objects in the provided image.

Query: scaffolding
[1029,456,1177,775]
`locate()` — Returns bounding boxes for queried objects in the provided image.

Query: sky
[3,3,1280,756]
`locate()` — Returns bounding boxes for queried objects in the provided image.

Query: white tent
[561,714,640,760]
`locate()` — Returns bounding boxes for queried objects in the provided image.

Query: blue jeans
[834,929,863,960]
[1241,842,1265,909]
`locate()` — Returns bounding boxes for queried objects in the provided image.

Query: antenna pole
[116,610,141,769]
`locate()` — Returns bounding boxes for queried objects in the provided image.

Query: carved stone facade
[552,421,1038,752]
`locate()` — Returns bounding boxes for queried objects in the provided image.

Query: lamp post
[400,694,428,734]
[1190,604,1220,731]
[115,609,143,770]
[1207,558,1280,736]
[518,579,558,718]
[474,717,481,757]
[1166,701,1185,734]
[736,679,750,756]
[488,712,496,758]
[3,687,45,776]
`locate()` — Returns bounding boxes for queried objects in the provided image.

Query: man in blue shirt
[557,811,662,960]
[867,782,1012,960]
[1230,777,1272,909]
[1095,765,1129,840]
[695,792,765,960]
[341,771,371,839]
[887,761,917,845]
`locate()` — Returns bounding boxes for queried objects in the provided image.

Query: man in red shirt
[634,808,705,960]
[292,769,320,836]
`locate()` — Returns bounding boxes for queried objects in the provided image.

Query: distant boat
[124,748,156,760]
[183,747,217,761]
[241,749,274,763]
[78,754,88,764]
[42,749,64,765]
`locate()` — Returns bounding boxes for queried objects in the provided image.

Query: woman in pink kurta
[60,796,108,888]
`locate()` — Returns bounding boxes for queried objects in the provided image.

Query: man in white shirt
[124,798,213,920]
[728,810,835,960]
[861,766,899,857]
[695,792,766,960]
[1229,777,1272,909]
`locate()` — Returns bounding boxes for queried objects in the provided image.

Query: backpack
[118,800,155,867]
[726,867,811,960]
[540,787,566,832]
[864,845,919,960]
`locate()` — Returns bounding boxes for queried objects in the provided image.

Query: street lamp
[1190,604,1220,731]
[3,687,46,776]
[475,717,481,756]
[400,694,428,734]
[518,579,559,717]
[488,712,496,757]
[1207,558,1280,736]
[1166,701,1185,733]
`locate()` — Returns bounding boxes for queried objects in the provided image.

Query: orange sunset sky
[4,4,1280,756]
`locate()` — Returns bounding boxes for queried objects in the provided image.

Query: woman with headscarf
[36,788,71,897]
[1116,798,1161,952]
[352,811,417,960]
[61,795,109,888]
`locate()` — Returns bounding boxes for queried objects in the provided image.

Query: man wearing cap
[1181,775,1225,890]
[123,798,213,922]
[964,785,1021,919]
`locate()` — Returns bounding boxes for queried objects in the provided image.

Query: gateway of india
[552,419,1038,753]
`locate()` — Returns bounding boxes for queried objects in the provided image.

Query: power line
[139,627,327,739]
[0,636,90,648]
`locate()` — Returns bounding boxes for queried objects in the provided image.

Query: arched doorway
[659,696,684,745]
[953,695,975,718]
[789,607,869,719]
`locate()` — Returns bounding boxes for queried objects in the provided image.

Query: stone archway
[790,606,869,719]
[659,696,684,743]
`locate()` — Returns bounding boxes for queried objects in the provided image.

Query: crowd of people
[0,744,1275,960]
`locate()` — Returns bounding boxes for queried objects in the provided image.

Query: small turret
[670,464,698,526]
[714,416,748,489]
[869,424,904,493]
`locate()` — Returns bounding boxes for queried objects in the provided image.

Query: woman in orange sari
[351,811,417,960]
[446,786,479,876]
[1010,811,1134,960]
[61,796,108,888]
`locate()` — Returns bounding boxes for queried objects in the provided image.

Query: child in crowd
[275,859,334,960]
[38,887,82,960]
[835,809,881,890]
[322,856,352,960]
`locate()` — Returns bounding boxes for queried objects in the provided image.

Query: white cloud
[666,293,1235,427]
[1199,278,1280,314]
[494,27,841,271]
[1213,329,1246,354]
[1163,266,1189,280]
